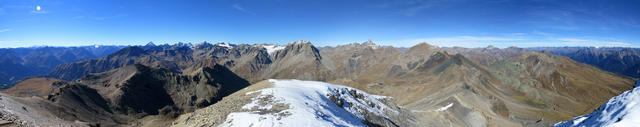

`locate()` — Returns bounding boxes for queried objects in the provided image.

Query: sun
[36,6,41,11]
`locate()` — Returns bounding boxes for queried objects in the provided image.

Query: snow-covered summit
[214,42,234,49]
[219,79,403,127]
[555,81,640,127]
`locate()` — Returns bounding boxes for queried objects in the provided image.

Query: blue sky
[1,0,639,48]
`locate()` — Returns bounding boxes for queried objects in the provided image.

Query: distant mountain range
[0,46,125,88]
[528,47,640,78]
[0,41,637,126]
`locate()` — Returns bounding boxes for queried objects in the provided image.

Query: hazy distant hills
[0,41,637,126]
[529,47,640,78]
[0,46,124,88]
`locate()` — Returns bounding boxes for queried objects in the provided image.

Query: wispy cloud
[399,36,524,47]
[31,10,48,14]
[390,36,636,48]
[0,29,11,33]
[510,38,637,48]
[71,14,128,20]
[232,4,255,15]
[0,8,6,15]
[556,38,635,47]
[92,14,128,20]
[376,0,445,16]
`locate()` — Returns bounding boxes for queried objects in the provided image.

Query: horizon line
[2,40,639,49]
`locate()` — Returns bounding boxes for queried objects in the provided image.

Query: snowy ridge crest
[220,79,399,127]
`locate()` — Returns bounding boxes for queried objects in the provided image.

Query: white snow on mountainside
[219,79,398,127]
[215,43,234,49]
[262,45,285,55]
[555,81,640,127]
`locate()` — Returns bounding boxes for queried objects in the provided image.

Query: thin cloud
[0,8,6,15]
[0,29,11,33]
[392,36,636,48]
[556,38,636,47]
[31,10,48,14]
[232,4,255,15]
[91,14,128,20]
[400,36,524,48]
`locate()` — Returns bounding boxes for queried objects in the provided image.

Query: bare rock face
[75,64,250,117]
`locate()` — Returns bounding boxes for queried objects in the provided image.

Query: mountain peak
[361,39,379,49]
[145,42,156,47]
[412,42,435,49]
[174,42,193,47]
[214,42,234,49]
[293,40,311,45]
[407,42,436,54]
[194,41,213,49]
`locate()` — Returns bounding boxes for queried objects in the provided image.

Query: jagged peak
[214,42,234,49]
[361,39,379,49]
[145,42,156,47]
[193,41,213,49]
[292,40,311,45]
[174,42,193,47]
[285,40,318,50]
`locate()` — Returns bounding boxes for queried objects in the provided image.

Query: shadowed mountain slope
[0,64,250,126]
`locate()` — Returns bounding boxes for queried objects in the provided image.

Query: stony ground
[170,80,273,127]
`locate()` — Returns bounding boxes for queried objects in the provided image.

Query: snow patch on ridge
[219,79,397,127]
[215,43,234,49]
[435,103,454,112]
[262,45,285,55]
[554,81,640,127]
